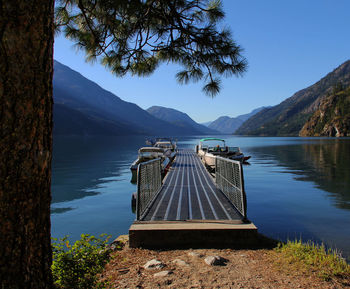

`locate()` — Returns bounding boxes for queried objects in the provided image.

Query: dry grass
[273,240,350,281]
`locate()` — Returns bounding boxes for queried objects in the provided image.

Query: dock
[129,149,257,248]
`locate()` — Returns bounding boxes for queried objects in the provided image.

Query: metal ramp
[129,149,257,248]
[142,150,243,221]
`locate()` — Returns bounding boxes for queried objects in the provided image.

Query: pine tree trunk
[0,1,54,288]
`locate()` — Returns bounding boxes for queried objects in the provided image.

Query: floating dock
[129,149,257,248]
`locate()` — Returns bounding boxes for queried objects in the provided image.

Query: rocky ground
[101,237,350,289]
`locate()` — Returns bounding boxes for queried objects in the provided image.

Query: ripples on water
[51,136,350,260]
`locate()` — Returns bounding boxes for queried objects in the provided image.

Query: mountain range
[236,60,350,136]
[53,59,350,137]
[53,60,218,136]
[147,106,217,135]
[207,107,268,134]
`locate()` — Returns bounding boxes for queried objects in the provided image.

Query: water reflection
[302,142,350,210]
[51,135,145,212]
[243,138,350,260]
[249,140,350,211]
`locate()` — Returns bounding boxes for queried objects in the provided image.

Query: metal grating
[136,158,162,220]
[215,156,247,219]
[141,150,243,222]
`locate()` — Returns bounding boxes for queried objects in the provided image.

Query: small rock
[153,270,173,277]
[204,256,228,266]
[108,235,129,251]
[172,259,189,266]
[143,259,165,270]
[188,251,203,258]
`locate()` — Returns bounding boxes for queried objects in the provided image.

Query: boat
[130,147,171,183]
[146,137,177,151]
[226,146,245,162]
[196,138,225,169]
[196,138,248,170]
[154,141,177,160]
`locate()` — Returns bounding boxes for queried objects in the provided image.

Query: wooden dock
[129,149,257,248]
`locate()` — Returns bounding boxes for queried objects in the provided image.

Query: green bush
[52,234,111,289]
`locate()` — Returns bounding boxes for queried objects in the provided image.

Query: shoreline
[100,234,350,288]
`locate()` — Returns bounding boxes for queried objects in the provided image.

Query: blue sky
[54,0,350,123]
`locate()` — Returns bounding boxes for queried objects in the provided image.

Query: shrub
[52,234,111,289]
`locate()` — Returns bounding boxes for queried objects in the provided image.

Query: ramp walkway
[129,149,257,248]
[142,150,243,221]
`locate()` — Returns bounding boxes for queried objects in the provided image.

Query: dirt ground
[101,243,350,289]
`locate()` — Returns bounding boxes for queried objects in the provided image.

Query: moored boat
[130,147,171,183]
[196,138,249,170]
[146,137,177,151]
[154,141,176,160]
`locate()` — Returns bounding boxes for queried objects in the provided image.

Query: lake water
[51,136,350,260]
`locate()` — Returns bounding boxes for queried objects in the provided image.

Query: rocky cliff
[236,60,350,136]
[300,87,350,137]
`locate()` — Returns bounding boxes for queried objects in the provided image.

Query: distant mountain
[208,107,267,134]
[208,116,242,134]
[236,107,269,122]
[147,106,219,135]
[53,61,203,136]
[201,121,213,127]
[236,60,350,136]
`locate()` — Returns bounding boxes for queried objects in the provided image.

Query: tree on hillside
[0,0,246,287]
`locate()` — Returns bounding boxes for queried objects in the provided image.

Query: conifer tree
[55,0,247,96]
[0,1,246,287]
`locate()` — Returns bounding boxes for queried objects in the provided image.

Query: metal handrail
[136,158,162,220]
[215,156,247,220]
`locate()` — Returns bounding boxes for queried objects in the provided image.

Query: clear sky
[54,0,350,123]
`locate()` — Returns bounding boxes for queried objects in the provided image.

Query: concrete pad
[129,221,258,248]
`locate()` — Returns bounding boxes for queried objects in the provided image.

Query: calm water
[51,136,350,259]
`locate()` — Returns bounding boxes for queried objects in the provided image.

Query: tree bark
[0,1,54,288]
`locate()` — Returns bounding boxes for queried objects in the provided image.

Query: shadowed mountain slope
[53,61,203,136]
[236,60,350,136]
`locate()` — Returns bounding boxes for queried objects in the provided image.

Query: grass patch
[275,240,350,281]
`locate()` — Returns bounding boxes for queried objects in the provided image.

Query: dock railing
[136,158,162,220]
[215,156,247,220]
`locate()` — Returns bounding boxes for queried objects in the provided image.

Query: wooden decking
[142,150,243,221]
[129,149,257,248]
